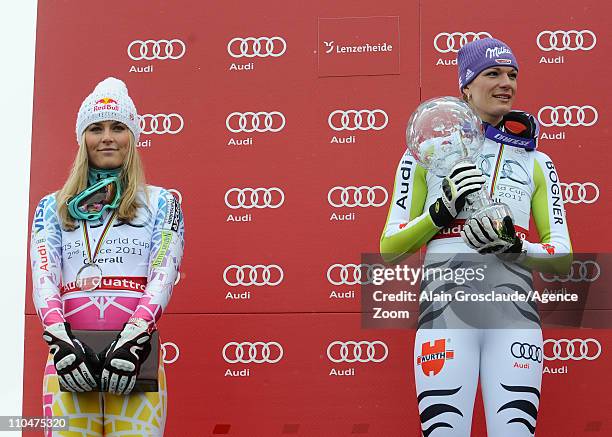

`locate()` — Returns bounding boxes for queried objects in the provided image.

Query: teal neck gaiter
[88,167,122,186]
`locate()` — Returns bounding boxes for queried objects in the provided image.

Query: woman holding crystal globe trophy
[30,77,184,436]
[380,38,571,436]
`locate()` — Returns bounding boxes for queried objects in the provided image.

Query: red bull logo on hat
[93,97,119,112]
[417,339,454,377]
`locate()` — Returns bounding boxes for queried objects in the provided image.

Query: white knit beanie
[75,77,140,145]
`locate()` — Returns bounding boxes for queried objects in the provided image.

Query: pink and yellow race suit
[30,186,184,436]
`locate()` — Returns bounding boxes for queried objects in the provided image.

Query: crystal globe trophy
[405,96,515,241]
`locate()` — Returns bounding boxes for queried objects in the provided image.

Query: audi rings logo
[560,182,599,204]
[139,114,184,135]
[224,187,285,209]
[327,341,388,363]
[537,106,598,127]
[161,342,180,364]
[223,264,284,287]
[536,30,596,51]
[327,264,384,286]
[511,342,542,363]
[226,112,286,133]
[223,342,283,364]
[433,32,492,53]
[328,186,388,208]
[543,338,602,361]
[127,39,186,60]
[227,36,287,58]
[540,260,600,283]
[328,109,388,131]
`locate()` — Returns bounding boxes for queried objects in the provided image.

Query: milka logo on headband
[485,46,512,59]
[93,97,119,112]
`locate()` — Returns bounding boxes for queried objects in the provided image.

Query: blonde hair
[56,132,147,230]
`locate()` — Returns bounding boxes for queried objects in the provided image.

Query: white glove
[429,161,486,227]
[461,215,523,255]
[43,322,99,392]
[100,321,152,395]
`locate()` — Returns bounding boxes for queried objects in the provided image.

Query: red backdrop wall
[24,0,611,435]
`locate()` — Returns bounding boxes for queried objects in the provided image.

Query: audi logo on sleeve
[327,109,388,131]
[433,32,492,53]
[139,114,184,135]
[560,182,599,204]
[543,338,601,361]
[223,341,283,363]
[537,106,598,127]
[227,36,287,58]
[326,341,388,363]
[127,39,186,60]
[536,30,597,51]
[511,342,542,363]
[223,264,284,286]
[328,186,388,208]
[224,187,285,209]
[540,260,600,283]
[161,342,180,364]
[226,111,286,133]
[326,263,384,286]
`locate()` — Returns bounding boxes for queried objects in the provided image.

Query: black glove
[502,110,539,141]
[42,322,100,392]
[429,161,486,228]
[461,215,523,255]
[100,321,153,395]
